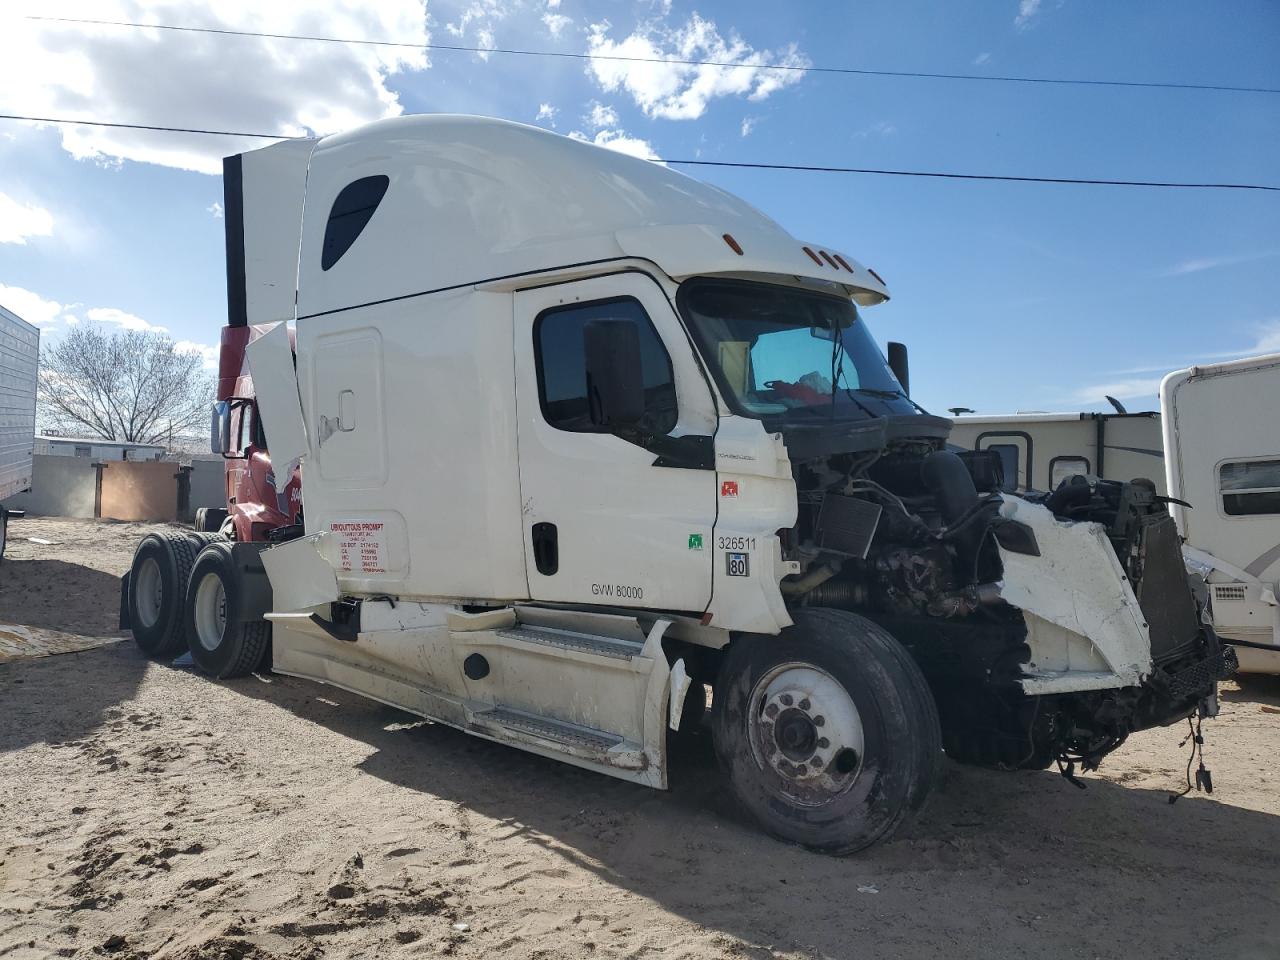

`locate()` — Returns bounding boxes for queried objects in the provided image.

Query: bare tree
[38,324,215,445]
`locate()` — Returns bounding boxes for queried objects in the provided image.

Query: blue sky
[1,0,1277,416]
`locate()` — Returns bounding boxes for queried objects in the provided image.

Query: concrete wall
[3,455,229,520]
[189,460,227,512]
[3,455,98,518]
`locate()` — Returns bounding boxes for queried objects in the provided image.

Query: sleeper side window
[535,297,678,439]
[321,175,390,271]
[1220,459,1280,516]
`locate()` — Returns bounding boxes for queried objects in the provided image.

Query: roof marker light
[802,246,823,266]
[819,250,839,269]
[833,253,854,273]
[722,233,744,255]
[867,267,886,285]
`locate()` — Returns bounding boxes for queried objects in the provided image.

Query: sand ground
[1,516,1278,959]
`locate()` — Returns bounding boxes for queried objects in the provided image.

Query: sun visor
[615,223,889,305]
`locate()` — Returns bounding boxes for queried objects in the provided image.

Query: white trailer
[1163,354,1280,674]
[946,412,1166,495]
[0,304,39,560]
[120,116,1233,854]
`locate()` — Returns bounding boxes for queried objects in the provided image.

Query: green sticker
[688,533,704,551]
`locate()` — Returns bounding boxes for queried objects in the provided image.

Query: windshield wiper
[851,387,904,399]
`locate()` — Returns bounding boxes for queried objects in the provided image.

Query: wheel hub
[751,664,866,799]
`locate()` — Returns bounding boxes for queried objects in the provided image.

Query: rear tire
[128,531,201,657]
[712,608,941,855]
[183,541,270,679]
[194,507,228,533]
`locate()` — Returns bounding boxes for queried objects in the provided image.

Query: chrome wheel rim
[192,573,227,652]
[748,662,865,806]
[135,557,164,629]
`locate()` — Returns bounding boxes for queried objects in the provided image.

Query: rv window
[1050,456,1090,488]
[321,175,390,271]
[988,444,1020,492]
[1220,459,1280,516]
[535,297,677,438]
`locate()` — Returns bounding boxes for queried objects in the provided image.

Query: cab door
[513,272,718,612]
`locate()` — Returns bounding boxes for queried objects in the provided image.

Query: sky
[1,0,1277,417]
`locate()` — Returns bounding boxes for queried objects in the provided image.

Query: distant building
[35,435,167,461]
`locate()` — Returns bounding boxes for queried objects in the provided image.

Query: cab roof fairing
[239,114,890,318]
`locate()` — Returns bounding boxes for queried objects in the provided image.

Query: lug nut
[780,694,793,707]
[813,715,825,727]
[817,737,830,749]
[764,703,779,718]
[799,699,811,711]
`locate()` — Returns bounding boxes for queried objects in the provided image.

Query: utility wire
[3,113,1277,192]
[23,14,1280,97]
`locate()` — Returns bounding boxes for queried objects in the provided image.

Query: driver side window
[534,297,678,437]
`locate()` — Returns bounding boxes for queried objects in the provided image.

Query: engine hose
[779,563,839,596]
[804,580,866,608]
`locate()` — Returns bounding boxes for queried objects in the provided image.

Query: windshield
[679,278,911,419]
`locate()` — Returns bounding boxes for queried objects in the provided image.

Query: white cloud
[535,103,559,125]
[0,192,55,244]
[0,283,74,327]
[0,284,217,367]
[853,120,897,139]
[1161,250,1280,277]
[568,128,660,162]
[974,52,992,65]
[86,306,168,334]
[542,11,572,38]
[1015,0,1042,28]
[0,2,430,175]
[446,0,508,59]
[740,116,757,137]
[1073,377,1165,405]
[586,101,620,129]
[585,14,809,121]
[207,201,224,219]
[174,339,220,370]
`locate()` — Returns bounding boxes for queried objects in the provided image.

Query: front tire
[183,542,270,679]
[712,608,941,855]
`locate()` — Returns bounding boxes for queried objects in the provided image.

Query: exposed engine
[780,440,1236,773]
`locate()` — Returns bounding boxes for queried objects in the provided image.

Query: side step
[471,706,645,770]
[497,624,643,661]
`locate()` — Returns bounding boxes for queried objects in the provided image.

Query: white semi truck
[0,304,38,560]
[121,116,1234,854]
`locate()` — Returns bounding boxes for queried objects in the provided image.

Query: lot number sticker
[330,521,387,574]
[726,552,750,577]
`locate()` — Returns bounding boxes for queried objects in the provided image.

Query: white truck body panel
[244,322,310,491]
[0,305,39,503]
[1162,354,1280,672]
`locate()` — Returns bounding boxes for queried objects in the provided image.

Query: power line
[24,14,1280,96]
[5,112,1277,192]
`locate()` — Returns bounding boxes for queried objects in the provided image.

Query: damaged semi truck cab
[124,116,1231,854]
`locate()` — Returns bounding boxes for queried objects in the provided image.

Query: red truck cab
[214,323,301,541]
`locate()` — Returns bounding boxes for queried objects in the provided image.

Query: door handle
[531,522,558,576]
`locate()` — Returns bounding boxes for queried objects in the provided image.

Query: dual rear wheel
[126,532,269,679]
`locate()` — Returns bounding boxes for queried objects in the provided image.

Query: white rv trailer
[947,412,1166,495]
[119,116,1233,854]
[1163,354,1280,674]
[948,364,1280,675]
[0,304,39,560]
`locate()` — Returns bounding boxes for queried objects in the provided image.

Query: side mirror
[210,401,230,454]
[887,341,910,397]
[583,320,645,429]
